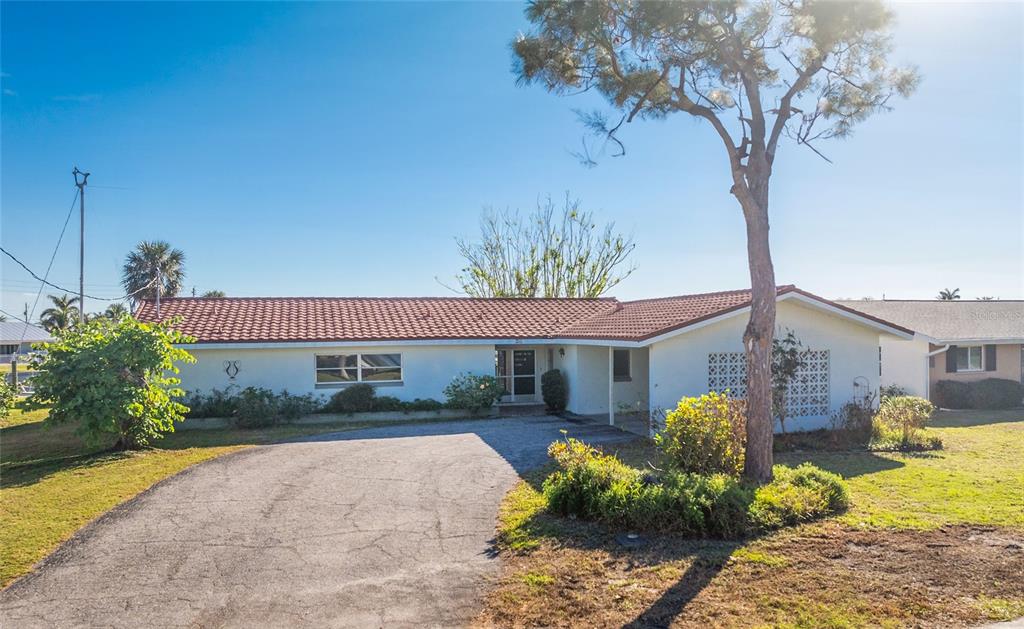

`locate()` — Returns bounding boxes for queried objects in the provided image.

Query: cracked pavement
[1,416,637,628]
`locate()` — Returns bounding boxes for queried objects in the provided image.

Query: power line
[1,246,155,302]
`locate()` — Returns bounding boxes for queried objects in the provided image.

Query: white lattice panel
[708,352,747,399]
[707,349,830,417]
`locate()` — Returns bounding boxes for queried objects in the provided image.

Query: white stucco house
[136,285,914,432]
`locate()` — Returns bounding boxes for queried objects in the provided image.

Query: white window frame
[956,345,984,372]
[314,352,403,385]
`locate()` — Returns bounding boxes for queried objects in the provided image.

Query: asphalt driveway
[1,416,637,628]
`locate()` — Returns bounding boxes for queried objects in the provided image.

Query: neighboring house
[135,286,913,432]
[836,300,1024,401]
[0,321,53,363]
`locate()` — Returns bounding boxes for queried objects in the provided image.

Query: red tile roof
[134,285,910,343]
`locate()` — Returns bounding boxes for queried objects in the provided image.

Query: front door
[496,349,537,402]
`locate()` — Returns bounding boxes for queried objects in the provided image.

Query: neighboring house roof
[835,300,1024,343]
[0,321,53,344]
[135,286,912,345]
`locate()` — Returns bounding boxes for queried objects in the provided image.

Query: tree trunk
[738,181,777,484]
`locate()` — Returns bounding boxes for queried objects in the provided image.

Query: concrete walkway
[1,416,637,628]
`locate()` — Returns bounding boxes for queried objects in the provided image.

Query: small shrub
[540,369,568,413]
[879,384,908,399]
[444,373,501,412]
[748,464,850,530]
[542,437,847,537]
[184,388,239,419]
[326,383,377,414]
[969,378,1023,410]
[871,395,938,450]
[277,390,321,421]
[933,380,972,409]
[655,392,746,476]
[231,387,281,428]
[0,379,15,420]
[372,395,403,412]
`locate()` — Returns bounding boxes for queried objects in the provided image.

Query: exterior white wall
[879,335,930,398]
[178,343,495,403]
[553,344,649,416]
[648,300,885,432]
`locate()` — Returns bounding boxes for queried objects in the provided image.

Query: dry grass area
[476,410,1024,628]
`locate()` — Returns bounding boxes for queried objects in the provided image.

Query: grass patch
[478,409,1024,628]
[0,409,439,587]
[780,409,1024,529]
[974,596,1024,622]
[519,572,555,588]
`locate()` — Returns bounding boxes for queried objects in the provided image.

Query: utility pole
[155,267,162,319]
[73,167,90,324]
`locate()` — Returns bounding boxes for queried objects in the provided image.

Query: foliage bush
[969,378,1023,410]
[871,395,941,451]
[541,369,568,413]
[184,388,240,419]
[0,379,15,420]
[27,317,195,449]
[444,373,502,412]
[543,437,848,537]
[226,387,320,429]
[654,392,746,476]
[748,464,850,530]
[879,384,908,399]
[326,383,377,414]
[933,380,972,409]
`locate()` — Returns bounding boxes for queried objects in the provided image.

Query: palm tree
[40,294,81,333]
[121,241,186,306]
[103,303,130,321]
[200,290,225,298]
[937,288,961,301]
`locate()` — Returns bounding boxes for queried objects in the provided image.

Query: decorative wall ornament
[708,349,831,417]
[223,360,240,380]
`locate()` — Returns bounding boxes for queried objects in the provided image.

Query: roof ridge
[142,296,619,303]
[619,284,795,305]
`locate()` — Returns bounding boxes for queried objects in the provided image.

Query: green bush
[969,378,1023,410]
[542,437,847,537]
[184,388,239,419]
[27,317,195,450]
[933,380,972,409]
[748,464,849,530]
[879,384,908,399]
[371,395,403,412]
[655,392,746,476]
[0,379,15,420]
[871,395,941,451]
[231,387,281,428]
[404,398,445,412]
[444,373,501,412]
[277,390,321,421]
[326,383,378,414]
[540,369,568,413]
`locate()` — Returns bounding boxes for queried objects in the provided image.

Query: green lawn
[0,404,423,587]
[779,408,1024,529]
[482,409,1024,628]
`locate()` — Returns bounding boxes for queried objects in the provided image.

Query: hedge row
[933,378,1023,410]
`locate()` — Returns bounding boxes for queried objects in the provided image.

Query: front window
[955,346,983,372]
[613,349,631,381]
[316,353,402,384]
[0,344,18,355]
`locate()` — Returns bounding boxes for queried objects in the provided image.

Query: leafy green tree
[39,294,81,333]
[200,290,226,298]
[121,240,186,306]
[512,0,917,482]
[771,329,806,434]
[456,195,635,297]
[937,288,960,300]
[27,317,195,450]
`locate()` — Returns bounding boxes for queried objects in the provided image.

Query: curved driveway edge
[1,416,637,628]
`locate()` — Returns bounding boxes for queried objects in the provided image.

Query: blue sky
[2,1,1021,318]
